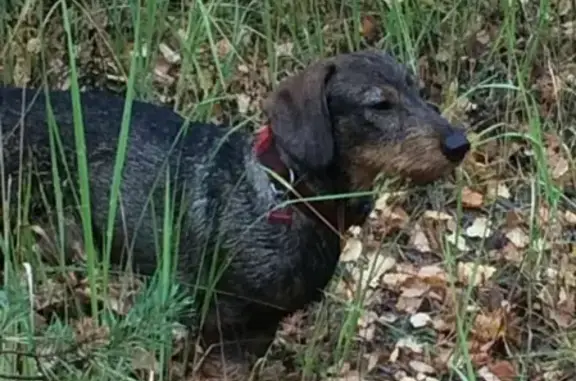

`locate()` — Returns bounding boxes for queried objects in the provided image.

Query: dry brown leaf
[396,296,423,314]
[409,360,436,375]
[153,57,175,86]
[472,309,505,344]
[504,209,523,229]
[382,272,411,288]
[457,262,496,287]
[352,254,396,289]
[159,42,180,64]
[462,187,484,208]
[500,241,523,264]
[373,191,407,211]
[236,93,251,114]
[465,217,493,238]
[401,282,430,298]
[409,312,431,328]
[395,336,424,354]
[549,287,575,328]
[432,317,453,332]
[505,227,530,249]
[563,210,576,225]
[360,15,379,42]
[486,181,511,200]
[410,223,432,252]
[378,205,410,236]
[341,237,363,262]
[389,346,400,363]
[423,210,453,221]
[418,265,448,288]
[446,232,471,251]
[478,366,500,381]
[548,152,569,180]
[357,309,378,327]
[487,360,517,381]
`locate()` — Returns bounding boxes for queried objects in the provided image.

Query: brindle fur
[0,49,469,377]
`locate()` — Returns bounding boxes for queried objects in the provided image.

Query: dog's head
[263,49,470,190]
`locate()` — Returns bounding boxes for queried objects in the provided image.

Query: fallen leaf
[396,336,424,353]
[549,287,575,328]
[564,210,576,225]
[478,366,500,381]
[549,152,569,180]
[409,312,431,328]
[504,210,523,229]
[423,210,453,221]
[401,282,430,298]
[465,217,493,238]
[341,238,363,262]
[389,346,400,363]
[350,252,396,293]
[505,227,530,248]
[445,232,471,251]
[159,42,181,64]
[374,191,406,211]
[486,181,511,199]
[396,296,423,314]
[236,93,251,114]
[410,223,432,252]
[357,311,378,341]
[378,205,410,236]
[500,242,523,264]
[153,57,175,85]
[472,309,505,343]
[360,15,379,42]
[457,262,496,287]
[409,360,435,374]
[382,272,411,288]
[487,360,517,381]
[462,187,484,208]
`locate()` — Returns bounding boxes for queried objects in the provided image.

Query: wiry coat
[0,49,470,374]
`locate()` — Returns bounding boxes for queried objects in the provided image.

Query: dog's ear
[263,61,337,170]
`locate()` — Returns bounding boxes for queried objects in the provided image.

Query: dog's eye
[372,100,395,111]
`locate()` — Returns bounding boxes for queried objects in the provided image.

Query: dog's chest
[191,152,343,311]
[226,211,342,311]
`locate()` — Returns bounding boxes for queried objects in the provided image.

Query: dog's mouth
[346,135,468,190]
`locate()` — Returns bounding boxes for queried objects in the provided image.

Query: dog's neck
[252,124,366,233]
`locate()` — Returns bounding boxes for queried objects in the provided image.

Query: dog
[0,49,470,376]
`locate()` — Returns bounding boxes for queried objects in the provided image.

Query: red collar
[253,124,348,234]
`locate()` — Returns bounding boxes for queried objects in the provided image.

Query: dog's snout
[441,131,470,163]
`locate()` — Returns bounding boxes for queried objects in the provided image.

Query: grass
[1,0,575,379]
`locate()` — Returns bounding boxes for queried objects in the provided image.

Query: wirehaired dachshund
[0,49,470,376]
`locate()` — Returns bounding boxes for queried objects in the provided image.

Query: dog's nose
[441,131,470,163]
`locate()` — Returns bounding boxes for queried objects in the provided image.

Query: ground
[0,0,575,380]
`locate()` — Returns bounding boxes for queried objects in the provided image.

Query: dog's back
[0,85,337,354]
[0,86,253,270]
